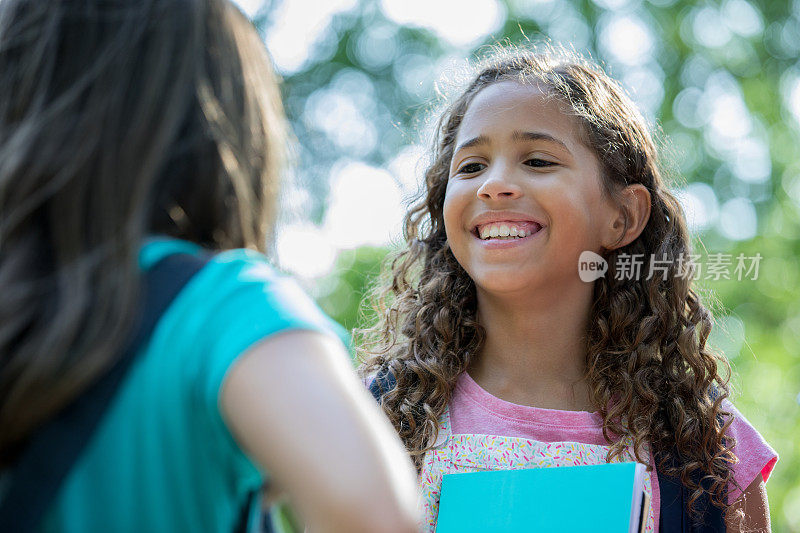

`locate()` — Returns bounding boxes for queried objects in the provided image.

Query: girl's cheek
[442,201,460,238]
[442,185,467,217]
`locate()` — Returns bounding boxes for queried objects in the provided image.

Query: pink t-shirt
[449,371,778,525]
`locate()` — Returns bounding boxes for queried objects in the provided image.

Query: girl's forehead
[456,81,584,148]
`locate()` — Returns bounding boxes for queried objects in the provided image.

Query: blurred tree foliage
[313,246,387,333]
[255,0,800,528]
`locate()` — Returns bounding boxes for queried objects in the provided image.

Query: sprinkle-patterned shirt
[417,371,778,532]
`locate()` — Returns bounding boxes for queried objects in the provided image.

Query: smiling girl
[361,49,777,532]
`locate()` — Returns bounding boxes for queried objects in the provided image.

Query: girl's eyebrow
[511,130,571,154]
[454,131,571,155]
[454,135,491,153]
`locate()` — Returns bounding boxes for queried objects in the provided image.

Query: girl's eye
[525,158,556,168]
[457,162,485,174]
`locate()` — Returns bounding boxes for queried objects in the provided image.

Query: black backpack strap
[656,449,726,532]
[0,252,211,532]
[657,386,727,532]
[368,367,397,403]
[656,450,689,532]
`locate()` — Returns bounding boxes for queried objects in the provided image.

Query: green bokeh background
[252,0,800,528]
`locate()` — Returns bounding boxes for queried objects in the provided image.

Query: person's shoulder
[140,238,335,335]
[211,247,333,329]
[719,397,771,448]
[139,237,349,389]
[139,235,203,270]
[138,241,350,457]
[719,397,779,503]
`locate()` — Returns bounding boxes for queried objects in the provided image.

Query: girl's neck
[468,282,595,412]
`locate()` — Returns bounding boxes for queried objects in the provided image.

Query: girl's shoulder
[137,236,349,423]
[720,398,778,503]
[139,236,345,342]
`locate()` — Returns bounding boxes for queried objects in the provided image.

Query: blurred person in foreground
[0,1,418,531]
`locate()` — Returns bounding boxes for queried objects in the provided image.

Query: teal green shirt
[42,238,345,532]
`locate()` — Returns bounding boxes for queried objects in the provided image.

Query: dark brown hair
[360,46,738,514]
[0,0,287,464]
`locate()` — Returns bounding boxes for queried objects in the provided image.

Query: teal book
[436,462,650,533]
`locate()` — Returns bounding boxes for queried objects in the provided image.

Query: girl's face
[443,81,621,298]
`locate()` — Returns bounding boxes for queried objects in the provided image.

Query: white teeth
[477,222,535,240]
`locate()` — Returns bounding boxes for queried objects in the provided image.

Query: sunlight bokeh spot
[718,197,758,241]
[388,144,427,198]
[673,87,706,128]
[692,6,733,48]
[676,182,719,232]
[722,0,764,37]
[591,0,638,10]
[276,224,338,279]
[731,137,772,184]
[323,161,405,249]
[303,87,377,157]
[547,10,592,51]
[783,72,800,128]
[622,64,665,117]
[265,0,358,73]
[380,0,504,47]
[710,314,746,359]
[599,13,654,66]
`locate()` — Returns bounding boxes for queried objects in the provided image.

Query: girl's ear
[605,184,651,250]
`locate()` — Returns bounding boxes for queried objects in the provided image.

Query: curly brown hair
[359,46,739,515]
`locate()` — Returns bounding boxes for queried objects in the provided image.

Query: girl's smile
[470,211,546,250]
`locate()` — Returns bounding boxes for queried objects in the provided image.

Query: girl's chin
[472,273,546,295]
[470,266,577,298]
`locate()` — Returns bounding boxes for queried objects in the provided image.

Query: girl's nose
[476,170,523,201]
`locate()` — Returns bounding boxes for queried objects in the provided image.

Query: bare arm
[220,330,419,533]
[725,475,770,532]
